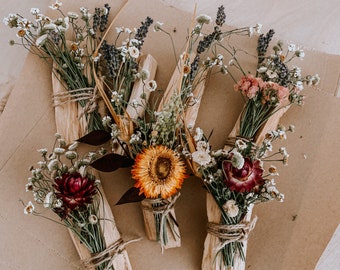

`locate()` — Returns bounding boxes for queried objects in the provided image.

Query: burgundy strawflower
[222,158,264,193]
[54,172,97,217]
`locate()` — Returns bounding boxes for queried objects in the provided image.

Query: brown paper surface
[0,0,339,269]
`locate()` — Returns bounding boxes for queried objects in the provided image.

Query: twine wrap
[82,237,141,270]
[207,216,258,254]
[142,192,181,253]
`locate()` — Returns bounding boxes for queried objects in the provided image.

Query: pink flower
[234,75,264,99]
[222,158,264,193]
[261,82,289,104]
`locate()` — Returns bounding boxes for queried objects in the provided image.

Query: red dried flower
[222,158,264,193]
[54,172,97,217]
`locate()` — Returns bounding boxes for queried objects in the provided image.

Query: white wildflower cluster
[129,131,142,144]
[111,90,124,107]
[191,128,212,167]
[24,134,103,214]
[79,7,92,21]
[137,69,150,81]
[248,23,262,37]
[148,94,184,148]
[102,115,112,128]
[256,39,320,100]
[110,124,121,139]
[196,14,212,25]
[260,178,285,202]
[118,37,141,61]
[203,54,226,71]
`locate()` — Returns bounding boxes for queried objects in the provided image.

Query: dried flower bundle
[186,22,319,269]
[3,2,113,136]
[22,134,117,270]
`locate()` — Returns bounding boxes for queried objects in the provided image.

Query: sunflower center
[155,157,171,180]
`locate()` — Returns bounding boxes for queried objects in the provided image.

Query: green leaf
[90,153,134,172]
[116,187,145,205]
[77,130,111,145]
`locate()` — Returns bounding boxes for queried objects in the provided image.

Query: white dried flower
[255,23,262,33]
[295,81,304,91]
[295,49,305,59]
[25,183,34,192]
[196,14,211,24]
[115,26,123,33]
[54,199,63,208]
[288,43,296,52]
[47,159,58,171]
[30,8,40,15]
[193,127,203,142]
[43,192,54,208]
[91,53,101,62]
[43,23,57,31]
[65,151,77,160]
[24,201,35,215]
[196,141,209,152]
[78,166,87,177]
[257,66,267,74]
[192,150,211,166]
[49,0,62,10]
[67,12,79,19]
[54,147,65,155]
[131,99,139,108]
[102,116,112,127]
[230,150,244,169]
[68,141,79,151]
[153,21,163,32]
[128,46,139,58]
[279,147,288,156]
[223,200,239,218]
[235,139,247,150]
[266,70,278,79]
[37,148,48,155]
[139,69,150,80]
[35,34,48,47]
[146,80,157,92]
[88,214,98,225]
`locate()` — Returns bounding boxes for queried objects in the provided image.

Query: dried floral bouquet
[82,5,257,252]
[22,134,134,270]
[3,1,114,143]
[186,22,320,270]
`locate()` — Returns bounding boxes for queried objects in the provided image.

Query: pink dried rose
[54,172,97,217]
[261,82,289,104]
[222,157,264,193]
[234,75,265,99]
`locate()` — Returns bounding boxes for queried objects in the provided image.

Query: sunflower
[132,145,187,199]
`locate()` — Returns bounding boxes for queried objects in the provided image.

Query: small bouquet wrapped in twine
[4,1,117,143]
[83,5,243,251]
[22,134,135,270]
[185,26,320,269]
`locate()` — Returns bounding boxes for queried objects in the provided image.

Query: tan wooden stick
[69,174,133,270]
